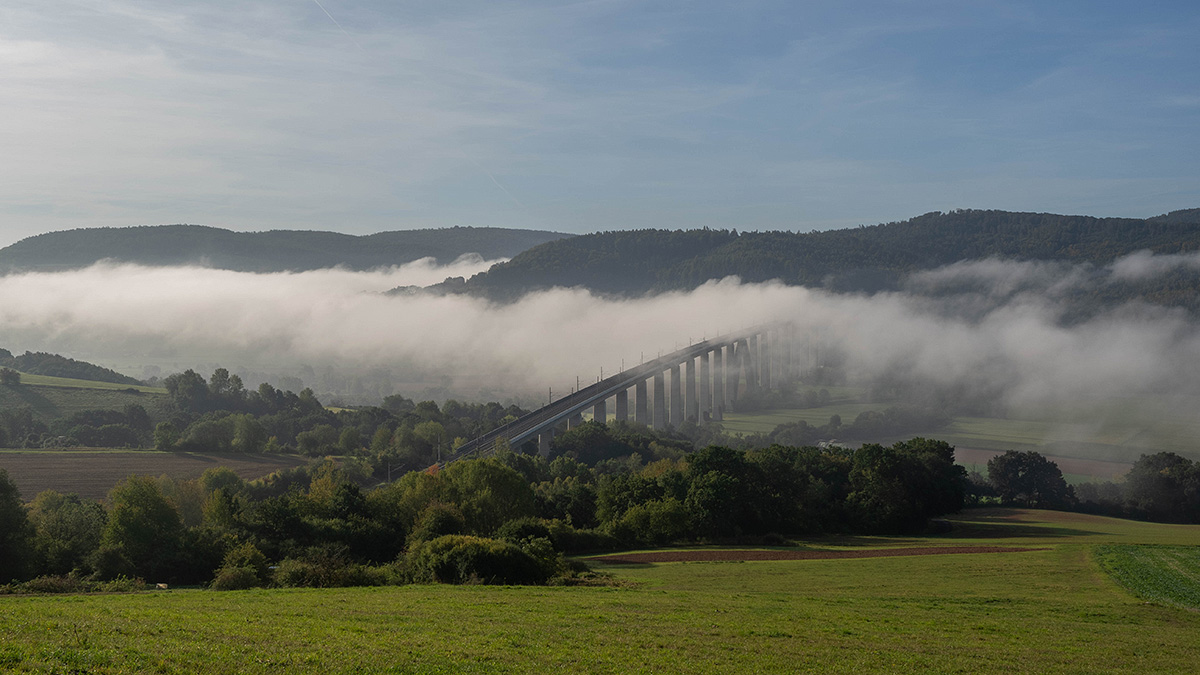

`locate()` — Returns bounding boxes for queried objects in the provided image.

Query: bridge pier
[593,399,606,425]
[669,364,682,427]
[538,430,553,458]
[568,412,584,429]
[746,335,759,392]
[712,347,724,420]
[615,389,628,422]
[699,351,710,421]
[760,331,771,391]
[728,341,742,403]
[635,380,648,425]
[685,357,698,422]
[653,372,666,430]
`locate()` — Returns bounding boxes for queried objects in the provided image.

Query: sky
[1,0,1198,248]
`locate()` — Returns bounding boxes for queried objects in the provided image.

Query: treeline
[0,349,140,386]
[455,209,1200,313]
[970,449,1200,525]
[0,435,968,589]
[0,225,568,274]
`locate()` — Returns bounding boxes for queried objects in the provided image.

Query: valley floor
[1,509,1198,673]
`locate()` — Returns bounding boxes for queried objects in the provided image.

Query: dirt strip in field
[591,546,1048,564]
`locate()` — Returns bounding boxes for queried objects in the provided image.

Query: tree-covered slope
[0,225,570,273]
[0,349,140,386]
[461,209,1200,299]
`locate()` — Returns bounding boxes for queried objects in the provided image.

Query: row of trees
[0,435,969,588]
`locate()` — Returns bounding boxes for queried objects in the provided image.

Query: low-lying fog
[2,250,1200,440]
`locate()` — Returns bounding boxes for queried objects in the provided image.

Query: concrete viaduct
[448,324,797,461]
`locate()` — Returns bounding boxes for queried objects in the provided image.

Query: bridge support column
[746,335,759,391]
[568,413,584,429]
[728,341,742,403]
[538,430,553,459]
[685,357,698,422]
[636,380,649,425]
[669,364,682,427]
[713,347,725,420]
[699,351,711,421]
[615,389,628,422]
[781,324,793,384]
[593,400,607,425]
[653,372,666,430]
[760,331,771,391]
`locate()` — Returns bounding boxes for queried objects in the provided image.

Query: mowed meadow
[2,509,1198,674]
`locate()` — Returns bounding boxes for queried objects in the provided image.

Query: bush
[495,517,552,544]
[616,498,690,545]
[211,566,260,591]
[405,535,549,585]
[221,542,269,583]
[546,521,623,554]
[406,503,465,548]
[272,548,391,588]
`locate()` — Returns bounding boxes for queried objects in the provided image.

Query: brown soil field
[591,546,1046,564]
[954,446,1132,480]
[0,451,310,501]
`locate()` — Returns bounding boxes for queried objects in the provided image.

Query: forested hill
[0,225,570,273]
[458,209,1200,300]
[0,349,140,385]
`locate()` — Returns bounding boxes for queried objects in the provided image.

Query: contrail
[465,153,527,210]
[310,0,367,52]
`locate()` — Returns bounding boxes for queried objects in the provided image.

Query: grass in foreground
[1,509,1198,674]
[1094,544,1200,610]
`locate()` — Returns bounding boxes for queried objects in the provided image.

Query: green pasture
[1,509,1198,673]
[0,379,171,423]
[720,402,883,435]
[1094,545,1200,610]
[9,372,165,394]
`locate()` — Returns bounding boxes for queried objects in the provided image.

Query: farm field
[1,509,1198,673]
[0,451,310,501]
[0,381,172,423]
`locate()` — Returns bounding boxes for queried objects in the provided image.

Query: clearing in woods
[0,509,1198,673]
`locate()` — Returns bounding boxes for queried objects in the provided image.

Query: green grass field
[10,373,165,394]
[1,509,1197,673]
[1094,545,1200,610]
[0,376,171,424]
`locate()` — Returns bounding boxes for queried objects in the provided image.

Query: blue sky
[1,0,1197,246]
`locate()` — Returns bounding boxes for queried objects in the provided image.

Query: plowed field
[0,450,310,500]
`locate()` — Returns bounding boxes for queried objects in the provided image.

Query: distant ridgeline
[0,225,571,273]
[0,349,140,386]
[448,209,1200,314]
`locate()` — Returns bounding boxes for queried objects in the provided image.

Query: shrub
[406,535,548,585]
[547,521,623,554]
[616,498,690,545]
[406,503,465,548]
[272,548,391,588]
[495,517,552,544]
[221,542,269,583]
[211,566,260,591]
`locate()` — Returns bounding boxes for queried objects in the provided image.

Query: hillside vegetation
[0,225,570,273]
[459,209,1200,308]
[0,349,140,385]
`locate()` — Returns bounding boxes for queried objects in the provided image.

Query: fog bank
[1,252,1199,418]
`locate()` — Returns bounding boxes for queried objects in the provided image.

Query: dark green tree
[0,468,33,581]
[987,450,1075,509]
[97,475,184,580]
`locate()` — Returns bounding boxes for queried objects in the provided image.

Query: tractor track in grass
[592,545,1048,563]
